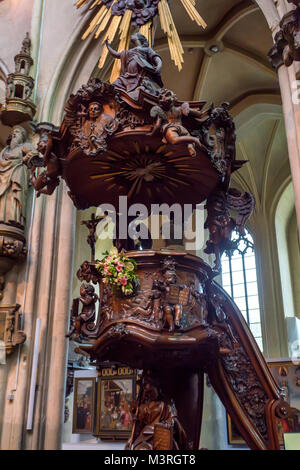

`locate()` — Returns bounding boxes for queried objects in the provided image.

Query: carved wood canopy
[33,79,239,211]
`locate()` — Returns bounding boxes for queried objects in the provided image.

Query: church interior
[0,0,300,451]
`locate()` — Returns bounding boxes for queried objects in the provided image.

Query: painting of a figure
[73,378,95,434]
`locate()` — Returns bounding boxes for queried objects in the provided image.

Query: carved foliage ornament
[222,346,268,439]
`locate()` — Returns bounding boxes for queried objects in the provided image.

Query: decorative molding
[0,33,36,126]
[0,304,26,356]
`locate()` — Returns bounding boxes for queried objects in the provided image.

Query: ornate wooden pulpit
[26,34,294,450]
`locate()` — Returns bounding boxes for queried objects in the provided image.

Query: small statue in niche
[127,375,187,450]
[190,283,208,324]
[150,282,162,323]
[149,89,206,157]
[152,256,189,331]
[0,125,36,227]
[6,76,15,99]
[23,131,60,197]
[23,81,34,100]
[66,283,98,340]
[74,101,118,157]
[5,305,19,344]
[105,33,163,97]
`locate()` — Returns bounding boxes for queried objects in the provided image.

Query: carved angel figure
[23,131,60,197]
[66,283,98,340]
[149,89,206,157]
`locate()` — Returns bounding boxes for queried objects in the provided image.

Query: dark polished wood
[31,35,290,450]
[74,250,292,450]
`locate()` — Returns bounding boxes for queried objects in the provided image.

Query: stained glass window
[221,229,263,351]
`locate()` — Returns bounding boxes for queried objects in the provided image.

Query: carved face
[160,90,176,109]
[80,283,95,297]
[10,126,26,148]
[143,382,159,402]
[88,102,102,120]
[37,134,48,153]
[164,271,176,285]
[131,33,140,47]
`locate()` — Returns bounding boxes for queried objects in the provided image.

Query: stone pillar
[275,65,300,233]
[0,195,44,449]
[43,185,75,450]
[24,191,59,450]
[268,2,300,235]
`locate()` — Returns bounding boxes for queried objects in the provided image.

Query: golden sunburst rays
[88,142,196,199]
[75,0,206,78]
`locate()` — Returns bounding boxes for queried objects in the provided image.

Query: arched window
[221,229,263,351]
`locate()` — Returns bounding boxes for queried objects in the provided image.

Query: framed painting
[95,365,137,440]
[72,377,96,434]
[226,414,246,446]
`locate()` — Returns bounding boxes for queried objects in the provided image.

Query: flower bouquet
[95,247,139,296]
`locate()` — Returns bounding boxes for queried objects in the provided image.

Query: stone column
[24,191,60,450]
[277,65,300,232]
[0,195,44,449]
[268,0,300,234]
[43,185,75,450]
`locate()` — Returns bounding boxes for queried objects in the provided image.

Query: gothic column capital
[268,5,300,69]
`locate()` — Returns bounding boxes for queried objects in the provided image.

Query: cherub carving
[149,89,206,157]
[23,131,60,197]
[66,283,98,340]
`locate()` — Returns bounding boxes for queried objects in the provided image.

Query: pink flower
[104,266,112,275]
[119,276,128,286]
[116,265,123,272]
[106,256,112,262]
